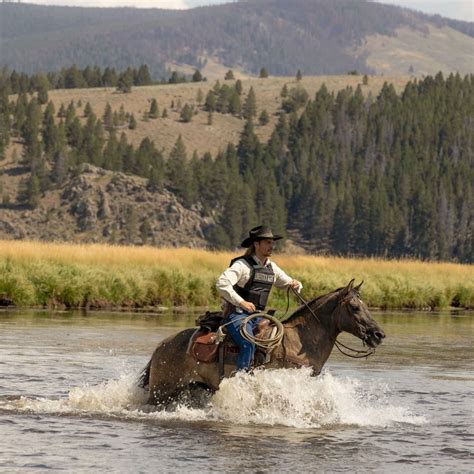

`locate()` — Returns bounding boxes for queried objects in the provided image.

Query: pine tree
[229,90,241,116]
[124,206,139,243]
[149,99,159,119]
[42,101,57,154]
[0,115,8,161]
[259,109,270,125]
[57,103,66,118]
[192,69,203,82]
[21,98,41,151]
[65,101,76,127]
[259,68,269,78]
[67,117,82,148]
[64,65,85,89]
[18,173,41,209]
[235,80,243,95]
[103,103,114,132]
[128,114,137,130]
[205,90,216,112]
[216,84,232,113]
[117,68,133,93]
[237,119,259,174]
[118,105,126,126]
[101,131,118,170]
[167,135,188,200]
[83,102,93,118]
[225,70,235,80]
[102,67,118,87]
[243,87,257,119]
[136,64,152,86]
[180,103,193,122]
[148,161,165,191]
[296,70,302,81]
[35,73,49,105]
[51,149,69,185]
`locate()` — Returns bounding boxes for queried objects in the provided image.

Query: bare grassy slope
[44,75,411,158]
[359,25,474,76]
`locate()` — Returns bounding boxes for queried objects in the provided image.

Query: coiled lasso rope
[239,312,285,352]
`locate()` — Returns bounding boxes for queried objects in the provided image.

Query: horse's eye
[350,302,359,311]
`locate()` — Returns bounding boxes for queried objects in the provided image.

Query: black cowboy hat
[241,225,283,248]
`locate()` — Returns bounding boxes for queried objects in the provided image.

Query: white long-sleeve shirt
[216,255,300,308]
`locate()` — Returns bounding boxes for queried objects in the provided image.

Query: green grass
[0,240,472,310]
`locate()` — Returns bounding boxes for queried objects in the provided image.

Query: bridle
[289,287,375,359]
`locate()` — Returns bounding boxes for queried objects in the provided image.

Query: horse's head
[336,280,385,348]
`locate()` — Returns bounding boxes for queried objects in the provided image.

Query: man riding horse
[139,227,385,406]
[216,225,302,372]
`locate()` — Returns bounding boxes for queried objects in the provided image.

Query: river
[0,309,472,472]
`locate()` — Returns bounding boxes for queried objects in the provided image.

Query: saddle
[189,310,276,364]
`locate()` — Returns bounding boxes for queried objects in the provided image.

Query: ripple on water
[1,310,472,472]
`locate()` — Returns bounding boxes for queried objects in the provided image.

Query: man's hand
[240,300,256,313]
[290,279,303,292]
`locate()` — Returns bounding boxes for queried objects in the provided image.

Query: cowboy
[216,225,302,372]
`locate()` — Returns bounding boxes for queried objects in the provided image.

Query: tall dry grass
[0,240,472,310]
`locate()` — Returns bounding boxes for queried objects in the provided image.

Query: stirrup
[216,326,226,344]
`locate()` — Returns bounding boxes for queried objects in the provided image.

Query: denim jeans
[225,311,261,371]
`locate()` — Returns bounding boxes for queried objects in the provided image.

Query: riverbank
[0,240,472,310]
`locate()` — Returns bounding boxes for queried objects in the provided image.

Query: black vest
[231,255,275,311]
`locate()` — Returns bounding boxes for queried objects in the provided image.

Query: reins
[289,287,375,359]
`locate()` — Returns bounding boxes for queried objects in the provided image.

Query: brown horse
[139,280,385,405]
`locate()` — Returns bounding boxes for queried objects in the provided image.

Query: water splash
[0,368,426,428]
[212,368,427,428]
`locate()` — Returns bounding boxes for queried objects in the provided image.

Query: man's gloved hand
[290,279,303,293]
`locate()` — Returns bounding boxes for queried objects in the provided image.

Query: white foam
[212,368,427,428]
[1,368,427,428]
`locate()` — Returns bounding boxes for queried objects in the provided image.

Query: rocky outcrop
[0,164,213,247]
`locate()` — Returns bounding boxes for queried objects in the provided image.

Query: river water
[0,309,472,472]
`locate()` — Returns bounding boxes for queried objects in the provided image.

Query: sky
[11,0,474,22]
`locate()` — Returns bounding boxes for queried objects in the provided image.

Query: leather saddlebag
[191,331,219,363]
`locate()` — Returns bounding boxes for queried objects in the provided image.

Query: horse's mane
[280,286,345,323]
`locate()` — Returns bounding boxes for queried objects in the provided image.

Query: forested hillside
[0,0,472,77]
[0,71,472,262]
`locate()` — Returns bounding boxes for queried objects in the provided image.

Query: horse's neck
[279,305,340,372]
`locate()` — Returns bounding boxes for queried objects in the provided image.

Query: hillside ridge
[1,0,472,77]
[0,163,212,246]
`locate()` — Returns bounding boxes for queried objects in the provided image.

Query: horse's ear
[340,279,355,298]
[354,280,364,292]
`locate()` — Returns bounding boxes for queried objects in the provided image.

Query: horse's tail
[136,359,151,389]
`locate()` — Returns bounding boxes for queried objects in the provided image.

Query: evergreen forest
[0,72,472,262]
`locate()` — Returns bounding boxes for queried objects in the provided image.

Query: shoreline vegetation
[0,240,472,311]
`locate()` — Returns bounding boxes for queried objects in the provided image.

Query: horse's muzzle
[365,329,385,348]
